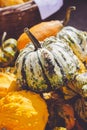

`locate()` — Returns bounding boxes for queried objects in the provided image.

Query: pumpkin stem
[62,6,76,26]
[24,27,41,50]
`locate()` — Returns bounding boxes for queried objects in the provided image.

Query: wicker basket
[0,0,42,42]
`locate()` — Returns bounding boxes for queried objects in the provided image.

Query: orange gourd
[0,71,17,98]
[17,6,76,50]
[0,90,49,130]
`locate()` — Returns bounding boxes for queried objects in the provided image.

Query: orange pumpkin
[17,6,76,50]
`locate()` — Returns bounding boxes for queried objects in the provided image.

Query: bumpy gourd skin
[0,90,49,130]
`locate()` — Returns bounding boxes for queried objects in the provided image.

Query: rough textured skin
[0,90,49,130]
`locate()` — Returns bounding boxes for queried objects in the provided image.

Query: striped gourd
[0,37,18,67]
[15,28,85,92]
[57,26,87,65]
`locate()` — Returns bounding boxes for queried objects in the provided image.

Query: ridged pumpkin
[0,34,18,67]
[57,26,87,65]
[17,6,76,50]
[15,28,85,93]
[0,90,49,130]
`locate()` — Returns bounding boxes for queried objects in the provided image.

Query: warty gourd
[0,90,49,130]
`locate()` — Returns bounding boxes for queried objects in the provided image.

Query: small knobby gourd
[0,33,18,67]
[57,26,87,65]
[0,90,49,130]
[15,28,84,93]
[17,6,76,50]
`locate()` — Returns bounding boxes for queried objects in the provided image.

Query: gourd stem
[62,6,76,26]
[24,27,41,50]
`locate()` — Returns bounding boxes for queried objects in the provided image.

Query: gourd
[15,28,87,126]
[15,28,85,92]
[0,32,18,67]
[0,90,49,130]
[57,26,87,65]
[0,71,17,98]
[17,6,76,50]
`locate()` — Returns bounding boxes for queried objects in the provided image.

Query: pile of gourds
[0,9,87,129]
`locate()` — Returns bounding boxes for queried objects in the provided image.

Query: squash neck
[62,6,76,26]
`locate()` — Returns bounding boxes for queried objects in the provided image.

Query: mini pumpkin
[0,33,18,67]
[15,28,85,93]
[17,6,76,50]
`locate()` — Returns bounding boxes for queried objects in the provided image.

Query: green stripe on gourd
[15,28,82,92]
[57,26,87,64]
[0,35,18,67]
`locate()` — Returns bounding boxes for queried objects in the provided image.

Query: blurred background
[0,0,87,42]
[46,0,87,31]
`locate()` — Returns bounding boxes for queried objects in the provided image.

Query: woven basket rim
[0,0,41,41]
[0,0,37,13]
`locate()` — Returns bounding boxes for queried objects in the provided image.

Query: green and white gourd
[0,33,18,67]
[56,26,87,65]
[15,28,83,92]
